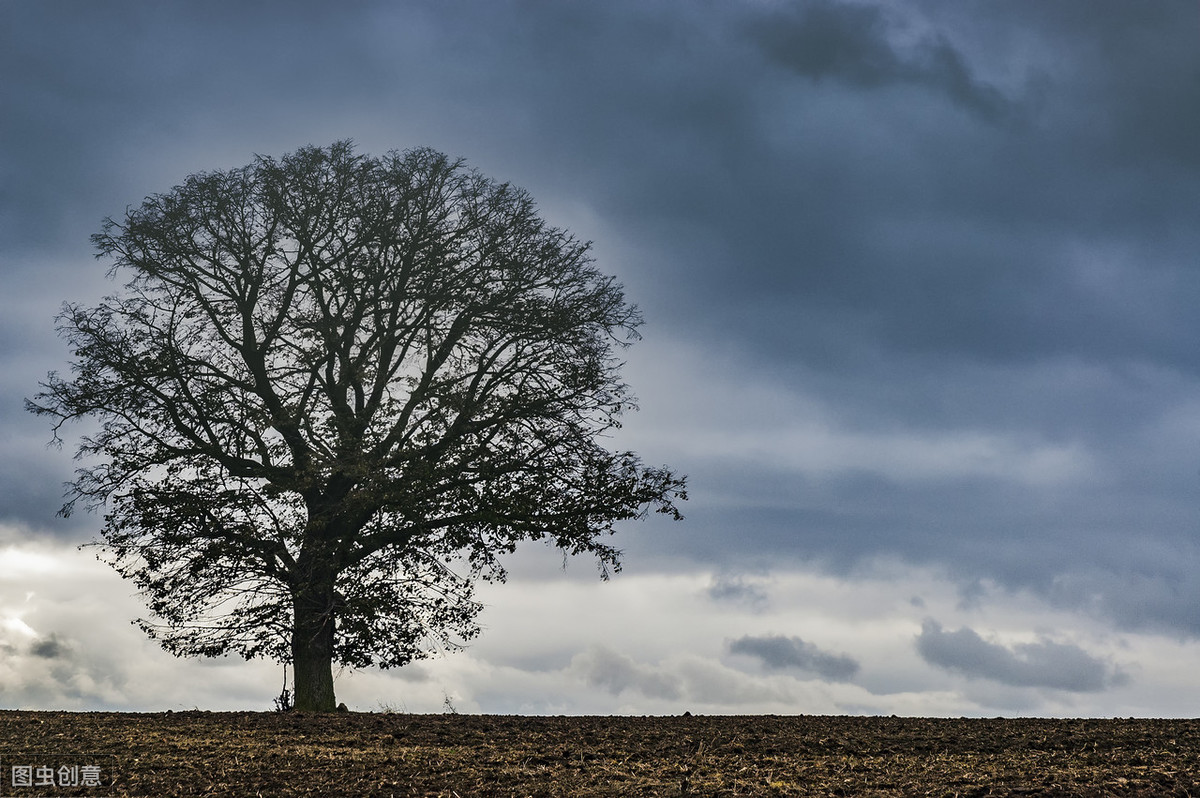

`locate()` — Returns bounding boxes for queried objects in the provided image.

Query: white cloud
[1,531,1197,717]
[0,532,280,711]
[339,549,1189,717]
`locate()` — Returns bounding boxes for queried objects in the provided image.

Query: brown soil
[2,710,1198,796]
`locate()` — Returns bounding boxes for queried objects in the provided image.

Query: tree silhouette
[28,142,686,711]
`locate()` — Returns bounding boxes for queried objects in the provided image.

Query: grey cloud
[746,0,1009,121]
[622,359,1200,639]
[954,1,1200,172]
[1047,567,1200,640]
[0,0,375,252]
[30,634,68,660]
[728,634,859,682]
[618,1,1200,380]
[570,646,681,700]
[749,2,903,87]
[916,620,1127,692]
[707,574,769,610]
[4,398,97,537]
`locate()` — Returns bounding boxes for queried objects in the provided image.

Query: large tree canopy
[29,141,686,710]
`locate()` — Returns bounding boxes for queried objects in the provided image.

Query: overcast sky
[4,0,1200,717]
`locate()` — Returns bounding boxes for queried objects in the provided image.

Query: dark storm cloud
[7,0,1198,368]
[0,0,372,252]
[5,0,1200,651]
[585,0,1200,378]
[747,0,1008,121]
[728,634,859,682]
[915,620,1127,692]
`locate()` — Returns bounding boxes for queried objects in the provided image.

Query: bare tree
[28,142,686,711]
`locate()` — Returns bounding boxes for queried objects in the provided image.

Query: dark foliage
[27,142,686,709]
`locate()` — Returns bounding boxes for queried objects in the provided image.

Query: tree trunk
[291,573,338,712]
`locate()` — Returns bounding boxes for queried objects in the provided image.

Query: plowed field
[2,710,1198,796]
